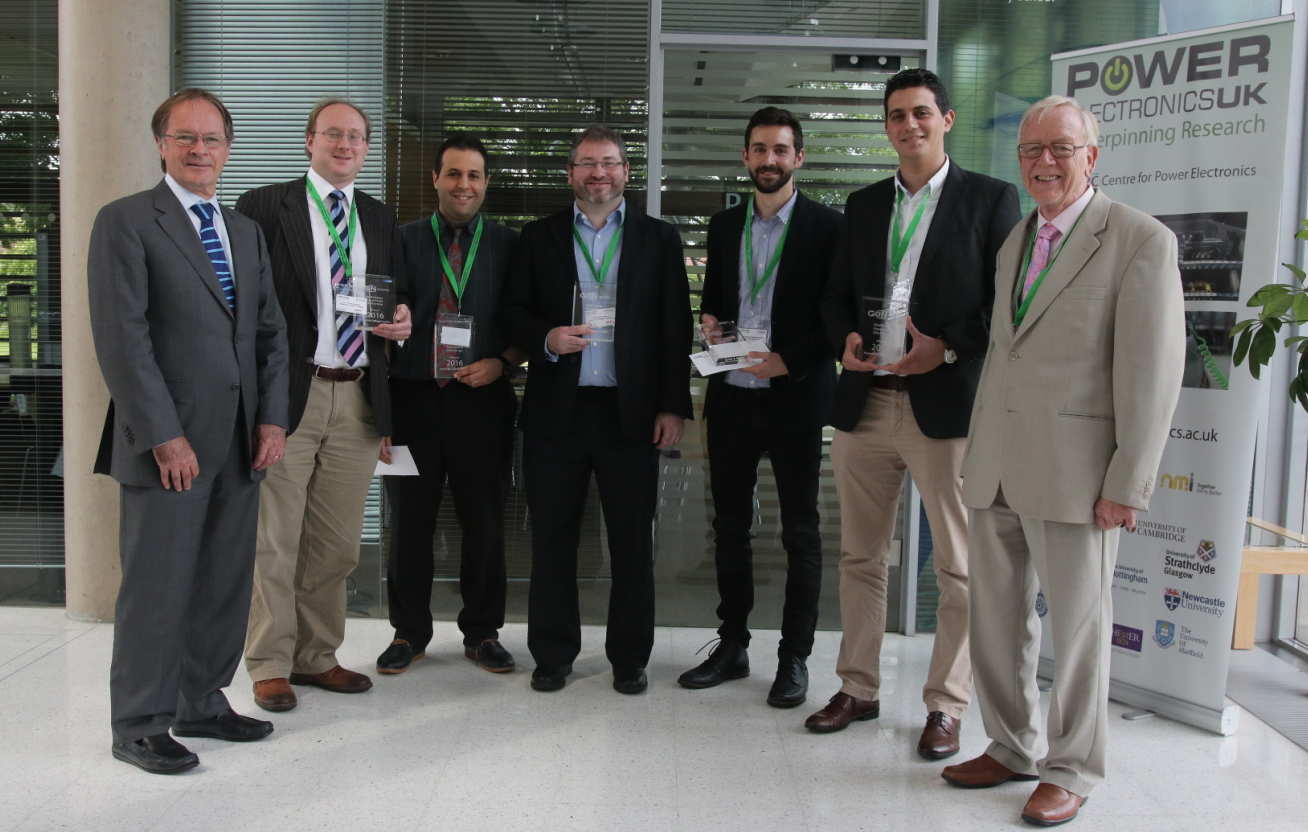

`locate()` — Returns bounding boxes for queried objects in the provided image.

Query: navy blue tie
[191,203,236,311]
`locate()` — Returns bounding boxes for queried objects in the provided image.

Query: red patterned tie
[435,226,462,387]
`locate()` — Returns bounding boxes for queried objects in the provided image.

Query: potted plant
[1231,218,1308,411]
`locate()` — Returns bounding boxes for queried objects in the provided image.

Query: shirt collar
[164,173,220,214]
[1041,185,1095,237]
[306,167,355,204]
[895,156,950,200]
[437,210,480,237]
[573,198,625,232]
[752,188,799,225]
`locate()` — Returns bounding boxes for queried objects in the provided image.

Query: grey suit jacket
[960,190,1184,524]
[89,179,290,487]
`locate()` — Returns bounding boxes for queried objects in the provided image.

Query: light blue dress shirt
[571,200,624,387]
[727,190,796,389]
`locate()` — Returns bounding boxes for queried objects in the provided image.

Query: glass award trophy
[362,274,396,331]
[335,277,367,320]
[860,295,908,365]
[434,312,474,379]
[574,281,616,343]
[702,320,765,368]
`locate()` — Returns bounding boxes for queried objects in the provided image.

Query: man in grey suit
[89,88,290,774]
[942,96,1184,825]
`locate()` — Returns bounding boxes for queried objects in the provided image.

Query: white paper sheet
[374,444,419,476]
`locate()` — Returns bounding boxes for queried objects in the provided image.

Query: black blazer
[235,177,405,436]
[821,163,1020,438]
[699,191,841,429]
[502,203,692,442]
[390,213,519,380]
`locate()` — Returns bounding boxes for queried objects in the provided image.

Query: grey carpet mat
[1226,646,1308,752]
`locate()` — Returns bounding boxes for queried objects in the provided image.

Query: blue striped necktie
[190,203,235,311]
[329,189,364,366]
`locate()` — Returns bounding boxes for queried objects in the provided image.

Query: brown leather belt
[313,365,365,382]
[869,374,909,391]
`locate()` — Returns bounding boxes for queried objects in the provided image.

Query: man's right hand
[153,436,199,491]
[699,313,721,345]
[841,332,879,372]
[546,325,592,355]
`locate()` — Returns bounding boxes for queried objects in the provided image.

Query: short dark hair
[433,133,491,175]
[569,125,628,165]
[744,106,804,151]
[304,98,372,158]
[152,88,234,172]
[883,68,952,116]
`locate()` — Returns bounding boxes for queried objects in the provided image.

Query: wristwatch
[943,344,958,365]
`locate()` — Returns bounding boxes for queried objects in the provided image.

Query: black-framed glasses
[571,160,625,171]
[1017,142,1088,159]
[164,133,229,150]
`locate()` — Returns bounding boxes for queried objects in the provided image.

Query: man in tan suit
[942,96,1183,826]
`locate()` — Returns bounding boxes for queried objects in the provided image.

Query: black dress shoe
[111,733,199,774]
[530,664,572,692]
[677,638,749,689]
[767,651,808,708]
[172,708,273,742]
[377,638,425,674]
[613,667,648,695]
[465,639,515,673]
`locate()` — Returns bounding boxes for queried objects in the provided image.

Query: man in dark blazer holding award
[503,125,691,695]
[376,133,523,676]
[813,69,1020,756]
[235,99,410,712]
[676,107,841,709]
[90,88,289,773]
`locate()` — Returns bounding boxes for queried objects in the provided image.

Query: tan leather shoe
[253,677,297,712]
[917,711,961,759]
[1020,783,1085,826]
[288,665,373,693]
[803,691,879,733]
[941,753,1039,788]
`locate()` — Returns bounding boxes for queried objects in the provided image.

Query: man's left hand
[652,412,684,449]
[1094,497,1137,531]
[741,351,788,379]
[371,303,412,341]
[453,357,503,388]
[252,424,287,471]
[378,436,393,464]
[876,317,946,376]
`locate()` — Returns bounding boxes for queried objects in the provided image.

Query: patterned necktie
[435,226,463,387]
[329,189,365,366]
[1021,222,1062,301]
[190,203,235,311]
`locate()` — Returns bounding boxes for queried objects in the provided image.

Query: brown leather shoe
[804,691,879,733]
[253,678,297,712]
[917,711,961,760]
[1021,783,1085,826]
[288,665,373,694]
[941,753,1039,788]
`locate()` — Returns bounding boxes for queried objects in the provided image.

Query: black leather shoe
[530,664,572,692]
[173,708,273,742]
[111,733,199,774]
[677,638,749,689]
[465,639,515,673]
[613,667,648,695]
[767,651,808,708]
[377,639,424,674]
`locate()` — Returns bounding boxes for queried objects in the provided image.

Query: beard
[749,165,793,194]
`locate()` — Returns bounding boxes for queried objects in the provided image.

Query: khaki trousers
[832,388,971,716]
[968,490,1118,796]
[245,376,379,680]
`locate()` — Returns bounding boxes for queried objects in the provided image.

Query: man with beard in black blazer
[375,133,524,676]
[503,125,691,695]
[811,69,1020,757]
[235,99,411,713]
[676,107,841,709]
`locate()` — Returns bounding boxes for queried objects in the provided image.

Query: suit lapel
[222,205,254,323]
[278,180,319,314]
[862,181,894,298]
[1013,191,1109,342]
[912,164,964,288]
[151,182,232,317]
[615,204,645,331]
[552,208,582,311]
[993,212,1033,335]
[722,203,747,321]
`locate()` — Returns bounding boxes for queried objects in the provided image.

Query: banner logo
[1112,623,1144,652]
[1035,591,1048,618]
[1154,620,1176,648]
[1164,587,1182,611]
[1066,35,1271,96]
[1196,539,1217,563]
[1102,56,1133,95]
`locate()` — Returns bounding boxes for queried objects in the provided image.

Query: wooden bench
[1231,517,1308,649]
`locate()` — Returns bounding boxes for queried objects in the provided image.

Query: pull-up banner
[1048,16,1295,735]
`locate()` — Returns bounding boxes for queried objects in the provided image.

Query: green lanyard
[305,177,359,277]
[889,183,932,274]
[571,217,623,285]
[1012,211,1086,328]
[743,193,791,303]
[431,214,484,306]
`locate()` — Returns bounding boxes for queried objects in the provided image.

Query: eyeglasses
[571,160,625,171]
[1017,142,1089,159]
[165,133,229,150]
[314,129,368,146]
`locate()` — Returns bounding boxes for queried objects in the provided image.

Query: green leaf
[1248,284,1291,306]
[1264,293,1293,318]
[1284,335,1308,348]
[1292,292,1308,323]
[1250,325,1276,374]
[1232,325,1254,366]
[1230,318,1255,337]
[1284,263,1307,284]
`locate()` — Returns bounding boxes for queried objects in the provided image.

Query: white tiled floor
[1,607,1305,831]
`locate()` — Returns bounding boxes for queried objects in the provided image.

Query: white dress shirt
[306,167,369,368]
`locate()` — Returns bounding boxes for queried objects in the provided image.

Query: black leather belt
[313,365,365,382]
[870,374,909,391]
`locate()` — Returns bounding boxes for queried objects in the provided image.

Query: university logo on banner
[1164,587,1182,611]
[1154,620,1177,648]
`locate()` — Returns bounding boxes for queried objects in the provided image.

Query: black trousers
[385,378,515,649]
[111,420,258,741]
[524,387,659,673]
[707,383,823,657]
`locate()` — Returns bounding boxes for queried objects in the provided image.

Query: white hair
[1019,95,1100,147]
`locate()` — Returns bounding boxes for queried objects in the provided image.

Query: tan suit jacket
[960,190,1185,524]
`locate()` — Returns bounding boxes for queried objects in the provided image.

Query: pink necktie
[1021,223,1062,300]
